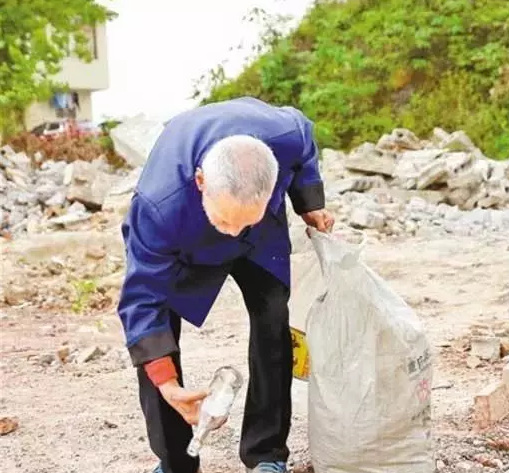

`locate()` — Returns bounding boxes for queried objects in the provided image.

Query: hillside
[204,0,509,159]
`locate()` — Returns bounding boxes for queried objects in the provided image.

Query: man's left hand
[301,209,335,233]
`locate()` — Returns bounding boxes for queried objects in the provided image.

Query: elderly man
[117,97,334,473]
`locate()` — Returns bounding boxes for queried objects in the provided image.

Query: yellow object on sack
[290,326,309,381]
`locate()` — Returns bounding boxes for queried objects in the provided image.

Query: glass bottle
[186,366,243,457]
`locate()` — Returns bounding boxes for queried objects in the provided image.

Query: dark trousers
[137,258,293,473]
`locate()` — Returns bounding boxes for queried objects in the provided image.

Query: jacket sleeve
[287,112,325,215]
[118,192,180,367]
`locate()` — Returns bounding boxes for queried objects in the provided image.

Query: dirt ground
[1,229,508,473]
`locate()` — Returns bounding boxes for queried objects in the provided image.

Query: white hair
[201,135,279,204]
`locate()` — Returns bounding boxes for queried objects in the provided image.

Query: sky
[92,0,313,123]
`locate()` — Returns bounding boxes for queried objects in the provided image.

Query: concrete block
[471,336,501,362]
[503,364,509,388]
[474,382,509,429]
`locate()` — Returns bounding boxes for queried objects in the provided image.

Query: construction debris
[0,143,142,238]
[322,128,509,211]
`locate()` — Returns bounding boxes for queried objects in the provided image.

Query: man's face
[202,191,267,237]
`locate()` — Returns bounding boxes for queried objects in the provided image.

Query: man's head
[195,135,278,237]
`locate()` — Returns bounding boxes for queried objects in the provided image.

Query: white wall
[25,90,93,130]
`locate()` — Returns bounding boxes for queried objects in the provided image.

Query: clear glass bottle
[186,366,243,457]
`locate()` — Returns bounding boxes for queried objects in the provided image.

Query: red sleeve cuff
[144,356,178,386]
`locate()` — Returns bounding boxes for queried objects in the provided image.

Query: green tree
[0,0,116,137]
[200,0,509,159]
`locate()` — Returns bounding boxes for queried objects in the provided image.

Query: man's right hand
[158,379,208,425]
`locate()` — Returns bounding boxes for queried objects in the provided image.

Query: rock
[471,336,501,362]
[446,187,472,207]
[447,168,484,190]
[500,338,509,358]
[7,151,31,171]
[455,460,475,472]
[86,245,106,260]
[384,188,447,205]
[0,144,16,158]
[439,130,476,152]
[63,163,74,186]
[466,355,482,369]
[75,346,105,364]
[35,182,60,203]
[344,143,396,176]
[474,381,509,429]
[66,160,114,210]
[350,208,386,229]
[333,176,386,194]
[0,417,19,436]
[44,191,66,207]
[0,171,7,192]
[107,166,143,196]
[5,167,30,190]
[376,128,421,151]
[4,284,38,305]
[110,113,164,167]
[47,211,92,228]
[416,159,449,189]
[435,459,446,471]
[432,127,450,144]
[57,346,71,363]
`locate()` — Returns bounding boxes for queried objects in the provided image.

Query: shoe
[246,462,287,473]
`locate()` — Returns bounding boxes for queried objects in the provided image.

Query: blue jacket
[118,97,325,365]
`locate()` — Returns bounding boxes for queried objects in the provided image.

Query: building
[24,24,109,131]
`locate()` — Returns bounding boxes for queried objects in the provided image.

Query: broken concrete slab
[447,168,484,190]
[344,143,396,176]
[379,188,447,205]
[439,130,476,152]
[417,159,449,189]
[503,364,509,387]
[350,208,386,229]
[474,382,509,429]
[332,176,386,194]
[75,346,105,364]
[66,160,115,210]
[110,114,164,167]
[376,128,421,151]
[4,284,38,306]
[471,336,501,362]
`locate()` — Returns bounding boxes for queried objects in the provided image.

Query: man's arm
[118,192,179,370]
[287,110,334,232]
[287,111,325,215]
[119,193,207,424]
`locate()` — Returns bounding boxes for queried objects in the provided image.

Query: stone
[344,143,396,176]
[8,151,31,171]
[392,150,442,187]
[435,459,446,471]
[66,160,114,210]
[443,152,473,176]
[446,187,472,207]
[350,208,386,229]
[63,163,74,186]
[501,338,509,358]
[75,346,105,364]
[416,159,449,189]
[439,130,476,152]
[333,176,386,194]
[0,144,16,158]
[376,128,421,151]
[471,336,501,362]
[86,245,106,260]
[44,191,66,207]
[0,172,7,192]
[383,188,446,205]
[37,354,56,366]
[110,113,164,167]
[4,284,38,306]
[474,382,509,429]
[56,346,70,363]
[5,167,30,190]
[107,166,143,196]
[35,182,60,203]
[455,461,474,472]
[467,355,482,369]
[432,127,450,144]
[447,169,484,190]
[47,211,92,227]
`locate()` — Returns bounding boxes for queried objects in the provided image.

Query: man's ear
[195,167,205,192]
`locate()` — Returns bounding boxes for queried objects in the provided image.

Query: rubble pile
[322,128,509,210]
[318,128,509,238]
[0,144,139,238]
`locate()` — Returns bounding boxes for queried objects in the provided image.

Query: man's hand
[301,209,335,233]
[159,379,208,425]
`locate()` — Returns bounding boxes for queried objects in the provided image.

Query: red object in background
[30,119,103,141]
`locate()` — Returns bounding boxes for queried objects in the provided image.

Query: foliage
[0,0,116,137]
[200,0,509,159]
[6,131,126,168]
[71,278,97,314]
